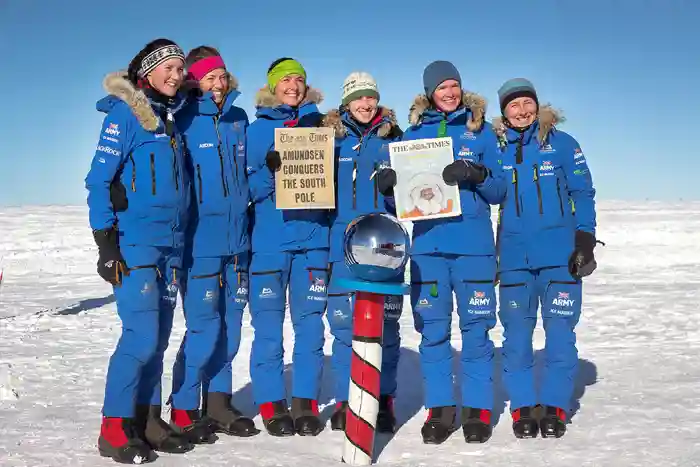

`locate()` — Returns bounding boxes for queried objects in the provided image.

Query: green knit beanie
[267,58,306,92]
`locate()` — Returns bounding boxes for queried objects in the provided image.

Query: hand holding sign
[274,127,335,209]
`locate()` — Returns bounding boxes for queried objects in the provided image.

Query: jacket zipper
[170,137,179,191]
[533,164,543,214]
[218,148,228,196]
[495,205,503,265]
[150,153,156,195]
[213,116,229,197]
[515,134,524,164]
[233,143,240,181]
[512,167,520,216]
[196,164,203,203]
[352,161,357,209]
[129,153,136,191]
[556,177,565,216]
[373,162,378,208]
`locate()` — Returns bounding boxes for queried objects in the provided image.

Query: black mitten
[442,160,487,185]
[93,228,128,285]
[568,230,598,279]
[376,168,397,196]
[265,150,282,172]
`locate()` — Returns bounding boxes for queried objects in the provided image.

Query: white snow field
[1,201,699,466]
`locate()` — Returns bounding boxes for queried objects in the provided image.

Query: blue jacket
[493,106,596,271]
[402,92,507,256]
[246,87,330,253]
[85,72,191,248]
[322,107,403,262]
[178,76,250,258]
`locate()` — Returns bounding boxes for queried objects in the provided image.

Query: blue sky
[0,0,696,206]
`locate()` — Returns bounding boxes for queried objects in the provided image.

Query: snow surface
[1,202,699,466]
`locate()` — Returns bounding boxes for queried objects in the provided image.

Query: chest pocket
[357,156,380,211]
[128,134,181,197]
[188,130,228,204]
[230,120,246,185]
[530,155,567,218]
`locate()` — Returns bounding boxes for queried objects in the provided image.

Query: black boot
[170,408,217,444]
[539,405,567,438]
[98,416,156,464]
[511,406,539,439]
[291,397,323,436]
[135,405,193,454]
[461,407,492,443]
[204,392,260,437]
[376,395,396,434]
[330,402,347,431]
[260,400,296,437]
[420,406,456,445]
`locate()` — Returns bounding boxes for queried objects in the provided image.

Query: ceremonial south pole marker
[338,212,410,465]
[339,290,384,465]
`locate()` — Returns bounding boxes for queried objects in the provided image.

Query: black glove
[265,150,282,172]
[442,160,487,185]
[109,180,128,212]
[568,230,598,279]
[93,228,128,285]
[376,168,397,196]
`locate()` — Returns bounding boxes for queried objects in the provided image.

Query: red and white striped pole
[342,291,385,465]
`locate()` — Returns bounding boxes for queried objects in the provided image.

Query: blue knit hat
[423,60,461,98]
[497,78,538,112]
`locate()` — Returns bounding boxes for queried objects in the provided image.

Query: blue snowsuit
[169,80,251,410]
[85,72,190,417]
[403,93,507,411]
[494,108,596,413]
[246,87,330,405]
[322,108,404,402]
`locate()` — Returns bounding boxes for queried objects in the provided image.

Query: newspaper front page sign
[389,137,461,221]
[274,127,335,209]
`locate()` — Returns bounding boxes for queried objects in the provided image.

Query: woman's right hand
[93,228,128,285]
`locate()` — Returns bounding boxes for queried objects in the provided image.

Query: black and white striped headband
[139,45,185,76]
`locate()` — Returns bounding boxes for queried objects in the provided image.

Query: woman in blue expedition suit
[85,38,193,464]
[492,78,599,440]
[321,72,404,434]
[168,45,259,442]
[246,58,330,437]
[383,60,507,445]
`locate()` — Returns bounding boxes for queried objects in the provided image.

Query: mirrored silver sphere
[343,213,410,282]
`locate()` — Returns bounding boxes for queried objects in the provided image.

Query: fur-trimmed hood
[254,85,323,109]
[492,105,565,144]
[321,107,398,138]
[408,91,486,131]
[100,71,187,132]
